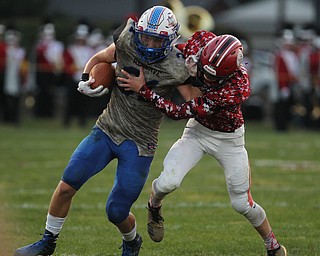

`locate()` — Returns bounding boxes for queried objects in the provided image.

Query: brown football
[89,62,116,89]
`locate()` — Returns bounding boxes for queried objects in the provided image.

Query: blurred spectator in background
[34,21,64,118]
[2,27,28,125]
[87,27,111,117]
[239,36,265,121]
[294,26,315,128]
[241,38,253,75]
[309,32,320,129]
[273,29,299,131]
[0,24,6,122]
[87,28,106,53]
[62,23,93,127]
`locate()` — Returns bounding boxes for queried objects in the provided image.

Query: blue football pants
[62,126,153,223]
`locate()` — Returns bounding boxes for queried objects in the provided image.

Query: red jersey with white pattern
[176,30,216,58]
[137,30,251,132]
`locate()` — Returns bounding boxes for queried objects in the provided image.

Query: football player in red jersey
[118,31,287,256]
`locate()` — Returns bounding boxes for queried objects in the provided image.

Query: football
[89,62,116,89]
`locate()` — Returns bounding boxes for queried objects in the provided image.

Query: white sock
[119,222,137,242]
[45,213,66,236]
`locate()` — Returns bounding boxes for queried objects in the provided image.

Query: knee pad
[231,193,250,215]
[154,176,181,195]
[243,202,266,227]
[154,168,184,194]
[106,187,133,224]
[230,193,266,227]
[106,200,129,224]
[62,159,89,190]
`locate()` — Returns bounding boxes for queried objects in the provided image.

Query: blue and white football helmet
[134,6,180,64]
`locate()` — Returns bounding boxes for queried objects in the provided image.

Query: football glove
[77,78,109,97]
[185,55,198,77]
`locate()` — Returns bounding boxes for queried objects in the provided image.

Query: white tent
[215,0,315,50]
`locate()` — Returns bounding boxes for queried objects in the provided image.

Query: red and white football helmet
[196,34,243,88]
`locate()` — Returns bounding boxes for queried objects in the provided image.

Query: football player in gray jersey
[14,6,197,256]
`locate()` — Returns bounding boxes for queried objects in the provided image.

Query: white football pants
[153,118,266,227]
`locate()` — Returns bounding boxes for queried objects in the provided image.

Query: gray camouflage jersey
[96,19,189,156]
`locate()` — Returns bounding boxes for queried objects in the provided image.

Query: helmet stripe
[216,40,238,67]
[148,6,165,30]
[209,36,229,62]
[209,36,236,67]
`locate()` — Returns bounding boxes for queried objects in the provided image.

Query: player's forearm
[138,84,195,120]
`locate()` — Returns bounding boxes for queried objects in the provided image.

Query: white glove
[185,55,198,77]
[77,78,109,97]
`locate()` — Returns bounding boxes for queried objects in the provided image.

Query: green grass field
[0,118,319,256]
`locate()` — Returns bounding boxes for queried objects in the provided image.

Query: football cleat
[267,244,287,256]
[14,230,58,256]
[120,233,142,256]
[146,202,164,242]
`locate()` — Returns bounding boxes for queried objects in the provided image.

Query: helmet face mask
[139,34,166,48]
[195,61,228,90]
[195,35,243,89]
[134,6,180,64]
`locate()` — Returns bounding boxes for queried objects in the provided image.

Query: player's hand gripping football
[77,78,109,97]
[118,67,146,93]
